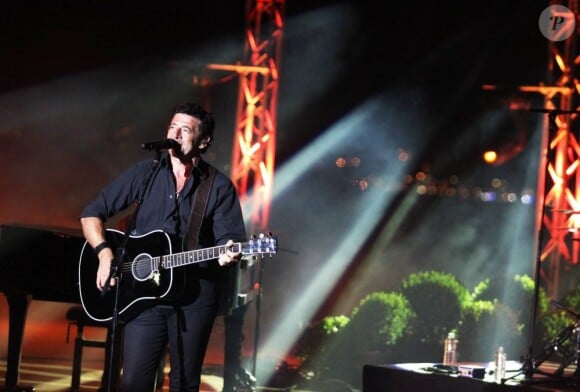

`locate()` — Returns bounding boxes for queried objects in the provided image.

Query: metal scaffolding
[207,0,284,232]
[535,1,579,299]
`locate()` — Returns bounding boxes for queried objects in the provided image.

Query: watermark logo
[538,5,576,41]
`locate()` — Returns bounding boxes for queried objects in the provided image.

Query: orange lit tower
[208,0,284,232]
[534,2,579,299]
[482,4,579,299]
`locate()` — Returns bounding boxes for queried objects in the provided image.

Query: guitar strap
[184,164,217,251]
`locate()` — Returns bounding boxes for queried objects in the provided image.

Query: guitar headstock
[242,232,277,257]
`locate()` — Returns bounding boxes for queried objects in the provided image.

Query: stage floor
[0,359,323,392]
[0,300,325,392]
[0,359,232,392]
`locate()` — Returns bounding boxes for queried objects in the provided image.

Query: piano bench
[66,306,110,392]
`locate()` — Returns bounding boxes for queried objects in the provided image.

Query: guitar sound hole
[132,254,155,281]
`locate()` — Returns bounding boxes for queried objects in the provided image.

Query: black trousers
[120,281,218,392]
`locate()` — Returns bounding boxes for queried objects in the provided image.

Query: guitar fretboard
[160,243,242,269]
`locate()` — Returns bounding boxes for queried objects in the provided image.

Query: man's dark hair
[173,102,215,152]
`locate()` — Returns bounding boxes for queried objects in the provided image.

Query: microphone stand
[101,149,163,392]
[504,111,558,384]
[251,255,265,378]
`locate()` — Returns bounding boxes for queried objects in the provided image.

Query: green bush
[459,302,525,362]
[398,270,470,360]
[350,291,416,349]
[315,291,415,388]
[457,274,536,362]
[322,315,350,335]
[291,271,566,390]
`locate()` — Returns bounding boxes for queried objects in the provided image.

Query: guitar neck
[160,243,241,269]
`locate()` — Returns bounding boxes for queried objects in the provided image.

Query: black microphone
[141,139,180,151]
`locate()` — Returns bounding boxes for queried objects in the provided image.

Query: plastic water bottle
[443,332,458,365]
[494,346,506,383]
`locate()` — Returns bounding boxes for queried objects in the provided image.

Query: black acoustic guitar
[78,229,277,322]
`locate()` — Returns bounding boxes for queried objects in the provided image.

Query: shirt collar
[160,154,209,179]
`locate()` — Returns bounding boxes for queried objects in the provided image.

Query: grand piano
[0,224,85,391]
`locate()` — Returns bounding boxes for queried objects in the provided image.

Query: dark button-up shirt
[80,154,247,281]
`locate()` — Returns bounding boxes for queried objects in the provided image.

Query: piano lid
[0,224,85,303]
